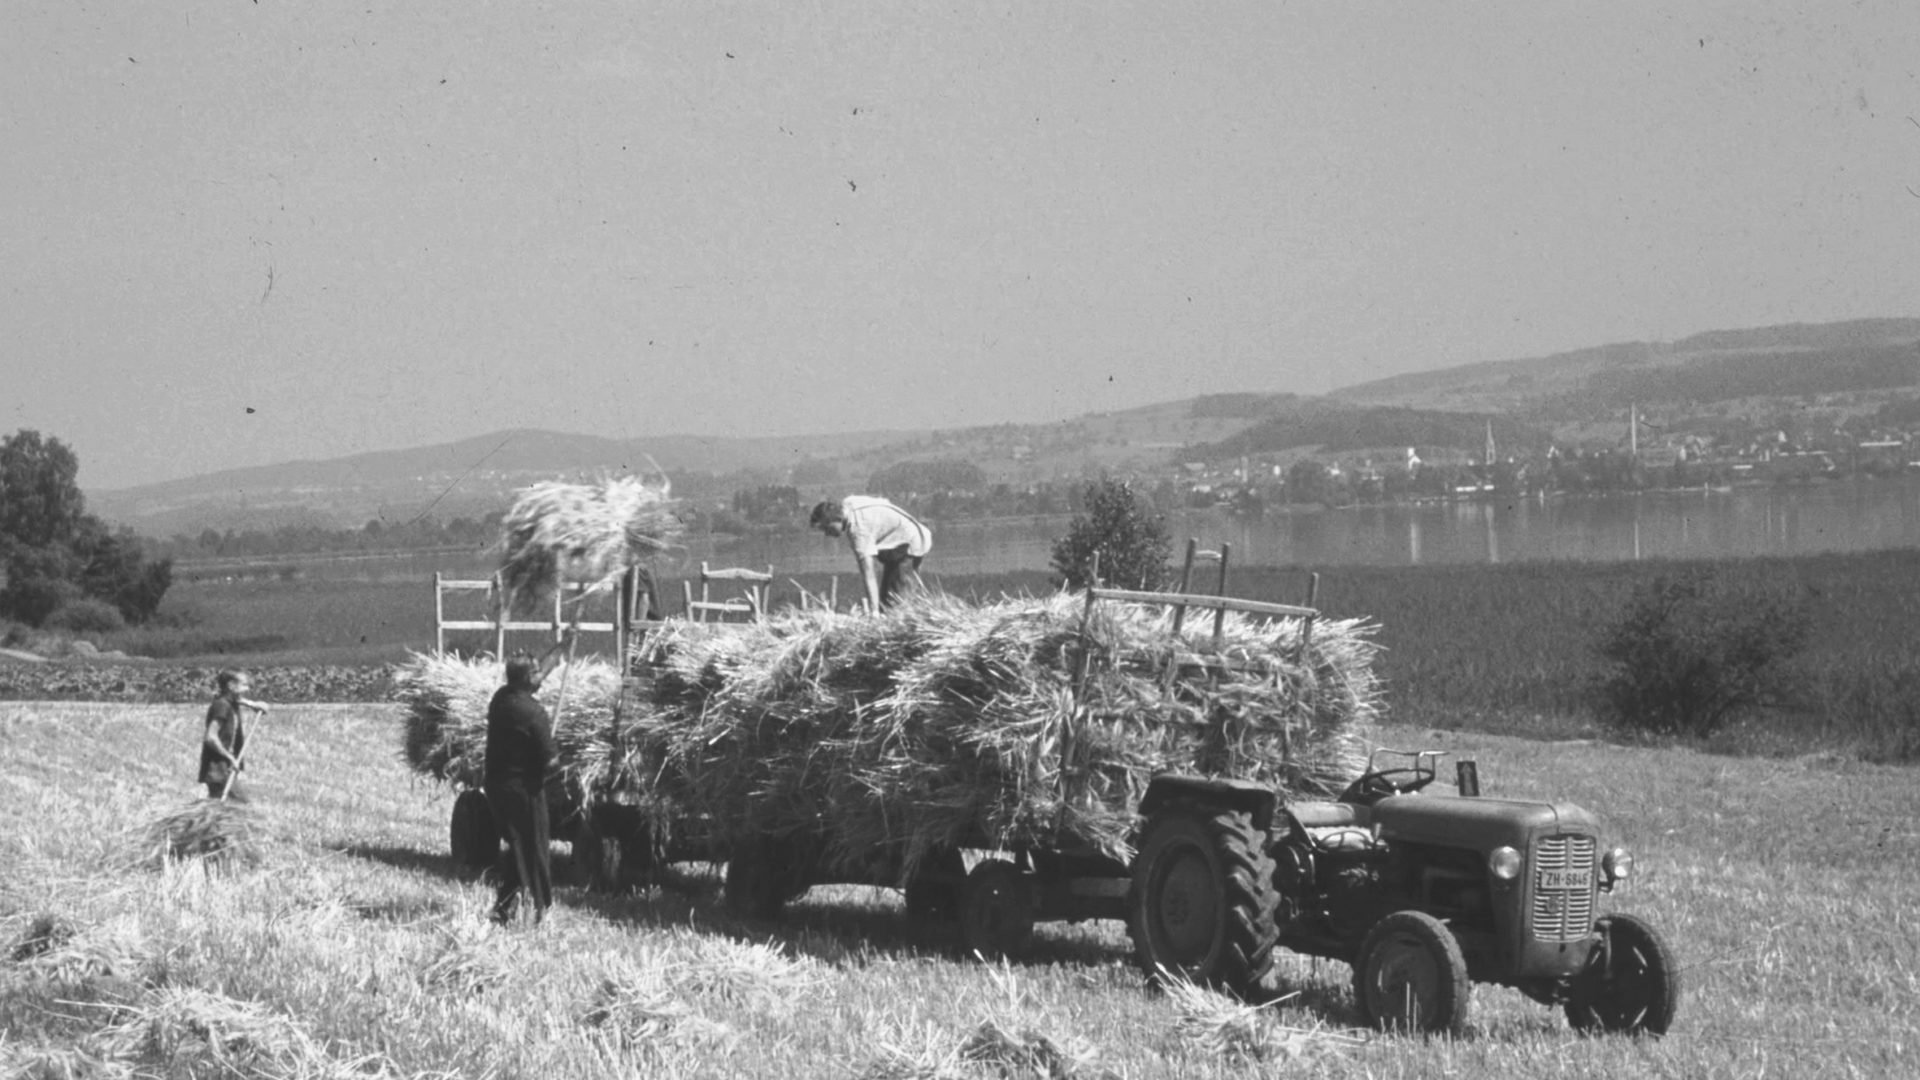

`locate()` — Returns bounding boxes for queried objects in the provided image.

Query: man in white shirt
[809,496,933,612]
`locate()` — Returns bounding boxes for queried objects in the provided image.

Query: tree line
[1,431,172,631]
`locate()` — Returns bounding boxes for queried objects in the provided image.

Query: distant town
[157,410,1920,569]
[1163,415,1920,512]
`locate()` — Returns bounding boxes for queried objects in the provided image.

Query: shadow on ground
[333,839,1378,1028]
[331,841,478,885]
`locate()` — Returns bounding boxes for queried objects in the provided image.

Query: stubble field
[4,701,1915,1078]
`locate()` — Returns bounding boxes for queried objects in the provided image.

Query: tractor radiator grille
[1529,835,1597,943]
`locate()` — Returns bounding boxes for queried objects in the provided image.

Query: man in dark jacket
[485,633,571,925]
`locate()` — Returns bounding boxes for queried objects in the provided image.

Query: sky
[5,2,1920,490]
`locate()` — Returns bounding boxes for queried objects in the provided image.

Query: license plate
[1539,868,1593,891]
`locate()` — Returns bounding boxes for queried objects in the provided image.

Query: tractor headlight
[1602,846,1634,884]
[1487,845,1523,881]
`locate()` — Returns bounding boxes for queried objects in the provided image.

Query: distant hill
[1332,318,1920,416]
[89,428,914,539]
[87,318,1920,538]
[1184,403,1552,461]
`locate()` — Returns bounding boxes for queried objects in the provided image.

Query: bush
[43,598,127,635]
[150,596,210,629]
[1594,571,1811,737]
[1050,479,1172,591]
[0,565,81,626]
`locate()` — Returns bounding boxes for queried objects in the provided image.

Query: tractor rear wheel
[448,790,497,876]
[1564,913,1679,1036]
[1126,807,1280,999]
[1353,910,1471,1037]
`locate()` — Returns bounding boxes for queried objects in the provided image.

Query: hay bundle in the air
[393,652,624,789]
[496,475,680,612]
[393,592,1381,877]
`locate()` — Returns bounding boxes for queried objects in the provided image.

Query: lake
[705,473,1920,576]
[213,473,1920,586]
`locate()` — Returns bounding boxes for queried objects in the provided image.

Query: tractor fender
[1139,775,1277,834]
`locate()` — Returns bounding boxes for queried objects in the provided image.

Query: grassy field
[4,702,1915,1077]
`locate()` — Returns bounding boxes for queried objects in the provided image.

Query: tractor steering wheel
[1343,767,1436,804]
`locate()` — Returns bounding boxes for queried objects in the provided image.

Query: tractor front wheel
[448,790,497,877]
[1353,910,1471,1037]
[1564,913,1679,1036]
[1126,807,1280,999]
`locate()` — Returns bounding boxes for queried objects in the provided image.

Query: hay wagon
[706,572,1340,957]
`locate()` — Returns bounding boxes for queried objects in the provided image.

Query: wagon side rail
[1072,581,1323,692]
[1084,586,1318,624]
[1059,551,1324,827]
[1076,545,1322,664]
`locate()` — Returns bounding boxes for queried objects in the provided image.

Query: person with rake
[199,669,270,801]
[485,628,575,925]
[810,496,933,612]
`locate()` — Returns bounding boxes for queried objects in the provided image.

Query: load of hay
[396,591,1380,878]
[495,475,680,612]
[395,653,624,790]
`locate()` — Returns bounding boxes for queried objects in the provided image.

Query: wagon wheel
[1564,913,1680,1036]
[904,848,968,922]
[724,835,811,920]
[959,859,1035,960]
[1353,910,1471,1037]
[448,790,498,876]
[574,804,652,894]
[571,821,622,893]
[1126,807,1280,999]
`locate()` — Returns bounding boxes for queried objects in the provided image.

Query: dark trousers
[487,786,552,923]
[875,545,925,610]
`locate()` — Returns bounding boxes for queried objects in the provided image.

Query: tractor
[1128,747,1678,1036]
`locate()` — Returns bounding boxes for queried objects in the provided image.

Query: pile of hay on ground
[90,986,341,1076]
[138,801,262,870]
[393,591,1380,877]
[495,475,680,612]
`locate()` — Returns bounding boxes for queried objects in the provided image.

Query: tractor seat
[1288,801,1362,829]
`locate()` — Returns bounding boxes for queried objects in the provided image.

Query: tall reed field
[3,701,1912,1077]
[1285,549,1920,761]
[75,548,1920,760]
